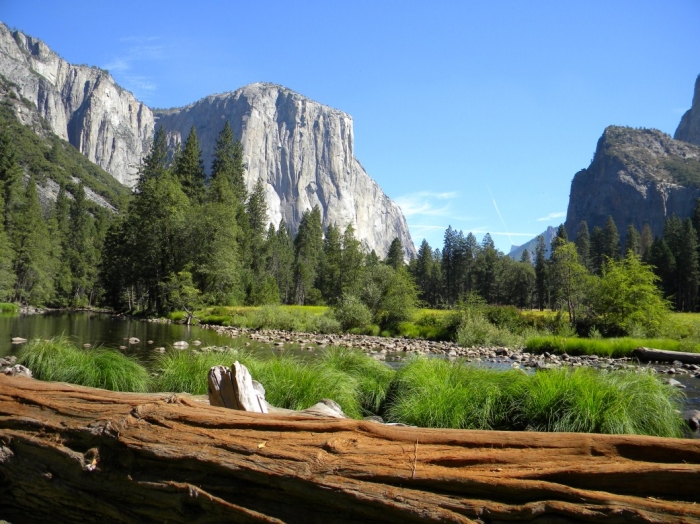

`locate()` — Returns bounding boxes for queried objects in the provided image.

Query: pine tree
[318,223,342,304]
[640,224,654,263]
[0,128,24,238]
[173,126,206,203]
[602,216,620,261]
[293,206,324,304]
[51,186,72,303]
[441,226,456,304]
[12,177,55,304]
[211,121,246,205]
[266,220,295,303]
[624,224,641,257]
[138,127,169,189]
[552,224,568,251]
[574,221,591,271]
[0,192,16,300]
[66,184,98,305]
[340,224,364,298]
[535,235,548,310]
[590,226,605,274]
[385,237,404,269]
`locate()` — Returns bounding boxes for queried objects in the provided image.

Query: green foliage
[332,294,372,331]
[18,337,150,392]
[152,347,246,394]
[662,157,700,188]
[517,367,684,436]
[383,357,684,437]
[591,252,670,336]
[524,335,691,357]
[385,358,525,429]
[0,302,18,312]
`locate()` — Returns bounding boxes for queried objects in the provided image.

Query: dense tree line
[2,116,700,332]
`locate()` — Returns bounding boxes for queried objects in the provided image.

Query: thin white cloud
[103,36,166,101]
[395,191,459,218]
[536,211,566,222]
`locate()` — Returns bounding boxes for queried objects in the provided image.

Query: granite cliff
[564,126,700,242]
[0,23,153,187]
[154,84,414,258]
[0,24,414,258]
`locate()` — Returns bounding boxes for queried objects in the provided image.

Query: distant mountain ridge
[0,23,415,258]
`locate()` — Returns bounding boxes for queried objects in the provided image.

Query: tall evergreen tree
[0,193,16,300]
[602,216,620,261]
[318,223,342,304]
[67,184,98,305]
[534,235,548,310]
[293,206,323,304]
[590,225,605,274]
[211,121,246,205]
[138,126,169,189]
[385,237,404,270]
[266,220,295,303]
[624,224,641,257]
[173,126,206,203]
[0,128,24,238]
[12,177,55,304]
[574,221,591,271]
[640,223,654,263]
[340,224,364,298]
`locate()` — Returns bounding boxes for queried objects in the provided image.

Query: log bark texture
[633,346,700,364]
[1,375,700,523]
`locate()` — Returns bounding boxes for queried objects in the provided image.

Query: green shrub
[333,295,372,331]
[18,337,150,392]
[456,309,521,347]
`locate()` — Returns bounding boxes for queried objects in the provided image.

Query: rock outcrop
[675,74,700,146]
[155,83,415,258]
[0,22,154,187]
[564,126,700,242]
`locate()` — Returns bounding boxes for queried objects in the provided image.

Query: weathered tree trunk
[633,346,700,364]
[1,375,700,523]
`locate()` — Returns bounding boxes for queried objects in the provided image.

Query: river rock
[683,410,700,431]
[4,365,32,378]
[172,341,189,349]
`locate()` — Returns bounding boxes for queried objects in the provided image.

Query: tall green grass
[0,302,18,313]
[151,348,249,394]
[384,358,526,429]
[524,336,695,357]
[519,367,685,436]
[383,357,685,437]
[18,337,150,392]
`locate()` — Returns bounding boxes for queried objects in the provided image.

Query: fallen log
[1,375,700,523]
[632,346,700,365]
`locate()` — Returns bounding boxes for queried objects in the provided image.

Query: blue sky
[3,1,700,253]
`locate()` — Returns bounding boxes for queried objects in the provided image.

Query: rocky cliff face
[154,83,415,258]
[565,126,700,241]
[675,75,700,146]
[0,23,154,187]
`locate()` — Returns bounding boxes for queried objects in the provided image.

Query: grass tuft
[18,337,150,392]
[524,336,695,357]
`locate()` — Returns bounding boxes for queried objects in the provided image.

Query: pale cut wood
[633,346,700,364]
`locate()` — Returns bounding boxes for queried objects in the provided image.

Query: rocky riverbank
[200,324,700,381]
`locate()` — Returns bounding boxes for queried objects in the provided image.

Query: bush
[0,302,19,313]
[333,295,372,331]
[456,309,521,347]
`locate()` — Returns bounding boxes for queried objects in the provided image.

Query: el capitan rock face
[0,24,414,258]
[0,23,154,187]
[564,126,700,241]
[154,83,415,258]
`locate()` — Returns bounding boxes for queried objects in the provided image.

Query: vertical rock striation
[0,23,154,187]
[155,83,415,258]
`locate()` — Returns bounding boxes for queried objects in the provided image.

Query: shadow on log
[632,346,700,365]
[1,374,700,523]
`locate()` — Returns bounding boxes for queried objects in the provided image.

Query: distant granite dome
[564,125,700,244]
[0,23,414,258]
[154,83,415,259]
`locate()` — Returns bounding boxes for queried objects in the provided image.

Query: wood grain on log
[1,375,700,523]
[633,346,700,364]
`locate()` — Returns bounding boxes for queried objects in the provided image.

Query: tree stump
[1,375,700,523]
